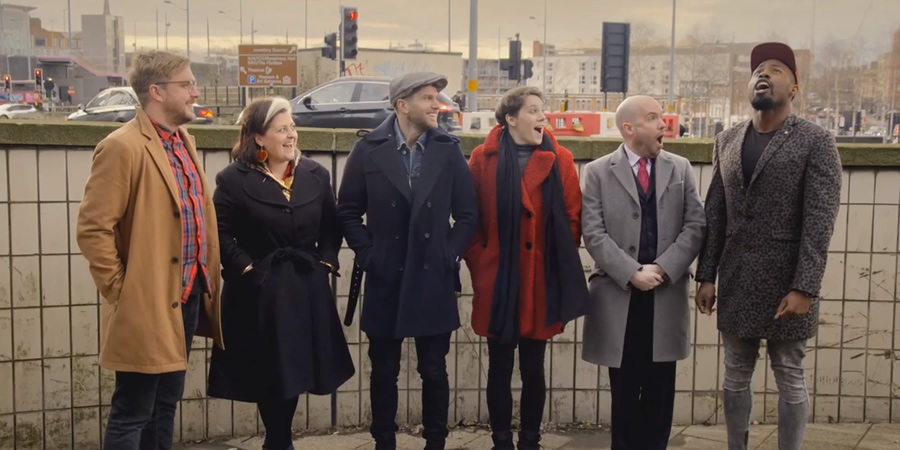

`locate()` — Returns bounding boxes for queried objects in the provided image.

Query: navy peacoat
[337,115,478,338]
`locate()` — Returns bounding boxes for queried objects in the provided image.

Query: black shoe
[374,435,396,450]
[491,430,515,450]
[517,430,541,450]
[424,439,445,450]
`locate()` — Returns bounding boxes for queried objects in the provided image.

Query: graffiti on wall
[344,59,432,78]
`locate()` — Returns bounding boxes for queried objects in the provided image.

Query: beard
[164,99,194,127]
[750,94,775,111]
[410,110,438,132]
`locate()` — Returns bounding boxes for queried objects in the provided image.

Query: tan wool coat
[76,107,223,374]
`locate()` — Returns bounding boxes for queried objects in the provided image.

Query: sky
[19,0,900,61]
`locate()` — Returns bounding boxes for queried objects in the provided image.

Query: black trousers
[486,338,547,434]
[608,290,676,450]
[103,289,201,450]
[367,332,452,448]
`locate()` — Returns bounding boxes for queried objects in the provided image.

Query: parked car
[236,76,462,131]
[0,103,40,119]
[67,87,215,124]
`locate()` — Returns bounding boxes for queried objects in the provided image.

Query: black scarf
[489,130,589,345]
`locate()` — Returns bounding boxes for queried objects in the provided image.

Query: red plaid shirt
[151,120,210,302]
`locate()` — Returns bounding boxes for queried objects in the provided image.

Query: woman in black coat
[207,97,354,450]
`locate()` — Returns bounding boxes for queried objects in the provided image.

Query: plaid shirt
[151,121,209,302]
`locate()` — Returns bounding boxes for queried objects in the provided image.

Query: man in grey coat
[581,95,705,450]
[695,42,842,450]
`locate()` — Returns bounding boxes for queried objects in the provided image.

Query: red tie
[638,158,650,194]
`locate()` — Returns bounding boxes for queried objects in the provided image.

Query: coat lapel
[411,139,450,210]
[654,151,675,201]
[135,109,180,205]
[291,159,323,207]
[241,167,290,207]
[371,139,413,204]
[610,145,640,206]
[747,115,798,188]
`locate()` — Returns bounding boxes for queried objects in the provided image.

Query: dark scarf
[489,130,589,345]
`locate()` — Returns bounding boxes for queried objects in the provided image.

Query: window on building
[548,63,554,71]
[35,38,47,47]
[593,62,598,70]
[592,76,598,85]
[580,75,586,84]
[581,62,586,71]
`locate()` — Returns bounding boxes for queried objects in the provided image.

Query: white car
[0,103,39,119]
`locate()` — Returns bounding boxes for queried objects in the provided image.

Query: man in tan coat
[76,51,222,450]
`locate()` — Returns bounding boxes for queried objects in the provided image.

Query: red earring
[257,148,268,163]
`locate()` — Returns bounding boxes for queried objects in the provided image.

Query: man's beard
[165,100,194,126]
[750,94,775,111]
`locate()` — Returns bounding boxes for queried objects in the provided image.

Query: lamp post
[529,2,548,97]
[668,0,676,112]
[164,0,190,58]
[217,7,242,44]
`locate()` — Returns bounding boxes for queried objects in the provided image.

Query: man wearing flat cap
[696,42,841,450]
[337,72,478,450]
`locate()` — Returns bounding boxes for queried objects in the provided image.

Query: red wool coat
[464,126,583,340]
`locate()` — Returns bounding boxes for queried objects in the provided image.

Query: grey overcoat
[581,147,706,368]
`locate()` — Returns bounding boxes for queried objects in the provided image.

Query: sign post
[238,45,299,104]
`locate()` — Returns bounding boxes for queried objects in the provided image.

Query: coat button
[525,211,533,218]
[525,242,533,250]
[171,257,179,264]
[391,201,397,207]
[399,266,404,272]
[427,201,432,208]
[628,246,636,253]
[171,302,178,309]
[173,211,180,218]
[423,263,429,270]
[395,235,400,240]
[283,208,290,213]
[632,212,639,219]
[424,233,430,239]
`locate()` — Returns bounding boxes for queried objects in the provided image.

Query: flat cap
[389,72,448,104]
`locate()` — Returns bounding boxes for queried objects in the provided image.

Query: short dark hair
[232,97,292,166]
[495,86,544,127]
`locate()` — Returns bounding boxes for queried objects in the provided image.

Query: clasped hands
[630,264,666,291]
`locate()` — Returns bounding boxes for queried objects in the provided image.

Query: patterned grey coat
[696,114,842,341]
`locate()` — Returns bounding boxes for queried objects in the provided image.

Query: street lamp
[217,5,242,44]
[164,0,190,58]
[668,0,676,113]
[529,0,548,98]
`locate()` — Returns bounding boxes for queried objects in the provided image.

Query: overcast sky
[21,0,900,60]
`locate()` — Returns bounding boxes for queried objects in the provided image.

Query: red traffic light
[348,10,358,21]
[3,75,9,82]
[34,69,41,76]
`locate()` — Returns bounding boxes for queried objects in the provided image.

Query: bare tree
[677,25,725,137]
[628,23,661,96]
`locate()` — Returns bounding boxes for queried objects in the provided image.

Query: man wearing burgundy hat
[695,42,842,450]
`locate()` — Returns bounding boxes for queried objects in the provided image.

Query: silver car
[0,103,39,119]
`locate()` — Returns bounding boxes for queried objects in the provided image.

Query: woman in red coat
[464,86,589,450]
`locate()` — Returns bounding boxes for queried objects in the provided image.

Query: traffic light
[523,60,534,80]
[600,22,631,93]
[508,39,522,82]
[34,69,43,86]
[322,32,338,60]
[342,7,358,60]
[3,74,10,91]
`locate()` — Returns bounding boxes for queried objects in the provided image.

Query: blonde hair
[128,51,191,107]
[232,97,293,166]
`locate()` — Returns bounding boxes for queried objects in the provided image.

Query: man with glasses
[76,50,222,450]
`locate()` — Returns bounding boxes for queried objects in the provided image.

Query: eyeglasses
[154,80,198,91]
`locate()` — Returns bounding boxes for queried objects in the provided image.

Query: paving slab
[177,424,900,450]
[856,424,900,450]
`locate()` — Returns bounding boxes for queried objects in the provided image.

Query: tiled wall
[0,146,897,449]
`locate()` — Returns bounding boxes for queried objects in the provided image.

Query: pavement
[177,423,900,449]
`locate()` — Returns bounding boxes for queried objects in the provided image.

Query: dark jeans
[486,338,547,435]
[259,396,300,450]
[103,291,201,450]
[608,290,676,450]
[368,332,451,449]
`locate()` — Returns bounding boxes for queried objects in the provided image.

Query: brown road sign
[238,44,298,87]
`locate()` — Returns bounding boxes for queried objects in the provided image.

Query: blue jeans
[722,333,808,450]
[103,293,200,450]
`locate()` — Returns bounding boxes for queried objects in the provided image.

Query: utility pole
[668,0,676,113]
[467,0,478,111]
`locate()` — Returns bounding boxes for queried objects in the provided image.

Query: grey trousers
[722,333,809,450]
